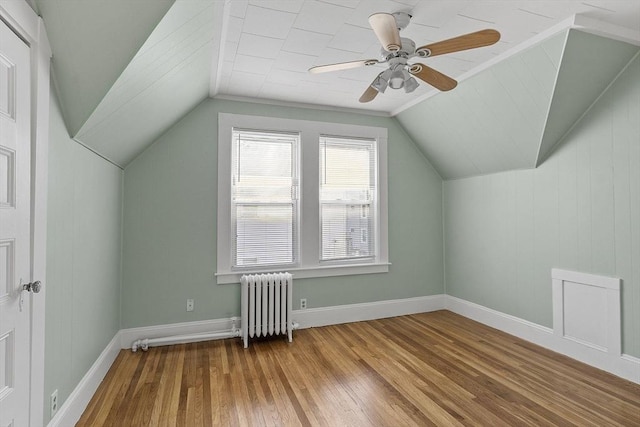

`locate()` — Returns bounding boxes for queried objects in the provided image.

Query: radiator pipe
[131,317,241,352]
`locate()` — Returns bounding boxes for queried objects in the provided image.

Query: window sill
[216,262,390,285]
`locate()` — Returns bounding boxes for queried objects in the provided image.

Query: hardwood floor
[77,311,640,426]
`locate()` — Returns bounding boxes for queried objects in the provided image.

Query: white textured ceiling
[214,0,640,113]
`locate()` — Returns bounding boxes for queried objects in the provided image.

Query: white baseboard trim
[445,295,640,384]
[118,295,447,349]
[47,332,122,427]
[293,294,446,329]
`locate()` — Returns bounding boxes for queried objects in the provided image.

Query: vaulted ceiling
[33,0,640,174]
[396,28,639,179]
[35,0,175,137]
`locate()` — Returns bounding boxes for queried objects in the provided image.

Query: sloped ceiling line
[537,47,640,166]
[72,0,216,167]
[102,3,213,95]
[397,27,639,180]
[391,16,576,117]
[77,39,214,143]
[76,20,215,139]
[535,30,640,166]
[209,0,230,97]
[395,30,567,180]
[37,0,176,136]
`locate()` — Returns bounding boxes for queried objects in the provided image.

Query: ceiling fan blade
[409,63,457,91]
[417,29,500,57]
[359,84,379,103]
[309,59,379,74]
[369,13,401,52]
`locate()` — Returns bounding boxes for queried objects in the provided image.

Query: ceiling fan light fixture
[404,76,419,93]
[371,74,388,93]
[388,69,405,89]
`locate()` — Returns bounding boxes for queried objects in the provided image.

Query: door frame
[0,1,51,426]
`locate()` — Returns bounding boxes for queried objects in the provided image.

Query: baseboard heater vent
[241,272,296,348]
[552,268,621,355]
[131,318,241,352]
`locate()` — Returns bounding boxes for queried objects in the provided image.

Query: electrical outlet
[186,299,194,312]
[50,389,58,417]
[300,298,307,310]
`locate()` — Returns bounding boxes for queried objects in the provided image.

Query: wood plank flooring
[77,311,640,426]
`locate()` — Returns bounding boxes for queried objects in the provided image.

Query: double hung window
[232,129,298,267]
[217,114,388,284]
[320,136,376,261]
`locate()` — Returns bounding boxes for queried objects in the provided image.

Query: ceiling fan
[308,12,500,103]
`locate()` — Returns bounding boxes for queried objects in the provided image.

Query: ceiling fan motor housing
[392,12,412,31]
[400,38,416,55]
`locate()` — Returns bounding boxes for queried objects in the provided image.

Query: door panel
[0,18,31,427]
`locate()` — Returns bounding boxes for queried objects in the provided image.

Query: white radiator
[241,272,293,348]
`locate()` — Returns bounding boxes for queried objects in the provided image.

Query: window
[320,136,376,261]
[232,129,298,267]
[217,114,388,284]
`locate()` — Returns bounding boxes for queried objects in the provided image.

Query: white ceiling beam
[209,0,230,97]
[573,15,640,46]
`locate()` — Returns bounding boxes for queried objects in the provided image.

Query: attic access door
[0,18,34,427]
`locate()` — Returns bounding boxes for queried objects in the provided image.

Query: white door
[0,18,33,427]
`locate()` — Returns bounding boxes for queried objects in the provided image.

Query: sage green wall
[444,55,640,357]
[44,90,123,423]
[121,98,444,328]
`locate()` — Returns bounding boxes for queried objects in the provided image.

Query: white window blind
[320,136,376,261]
[232,129,298,268]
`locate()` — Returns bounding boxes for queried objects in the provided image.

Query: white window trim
[217,113,389,284]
